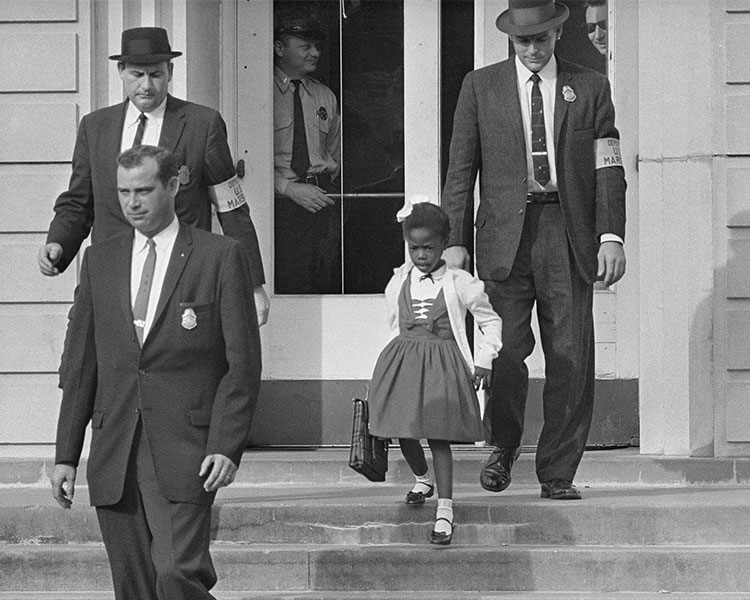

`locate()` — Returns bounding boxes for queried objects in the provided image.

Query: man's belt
[302,173,332,188]
[526,191,559,204]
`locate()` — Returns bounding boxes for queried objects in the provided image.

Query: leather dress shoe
[540,479,582,500]
[479,446,521,492]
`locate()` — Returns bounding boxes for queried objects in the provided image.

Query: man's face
[510,28,559,73]
[585,4,607,56]
[117,157,178,237]
[118,61,173,112]
[274,35,321,79]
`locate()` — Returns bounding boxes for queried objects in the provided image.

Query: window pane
[273,0,404,295]
[341,0,404,294]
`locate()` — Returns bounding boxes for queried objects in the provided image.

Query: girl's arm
[456,271,503,370]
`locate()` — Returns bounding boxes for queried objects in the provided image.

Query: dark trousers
[96,421,216,600]
[274,196,342,294]
[483,203,595,483]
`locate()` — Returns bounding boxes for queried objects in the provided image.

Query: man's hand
[50,464,77,509]
[597,241,626,286]
[199,454,238,493]
[38,243,63,276]
[254,285,270,327]
[472,366,492,391]
[443,246,470,271]
[284,182,334,213]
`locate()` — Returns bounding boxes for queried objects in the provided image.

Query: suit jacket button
[138,369,146,376]
[518,209,524,214]
[135,408,140,414]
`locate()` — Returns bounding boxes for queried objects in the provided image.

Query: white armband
[595,138,623,169]
[208,176,247,213]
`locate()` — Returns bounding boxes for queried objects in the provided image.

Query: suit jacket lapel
[491,60,525,150]
[159,95,187,152]
[150,223,193,333]
[554,60,572,149]
[114,232,136,337]
[104,102,129,195]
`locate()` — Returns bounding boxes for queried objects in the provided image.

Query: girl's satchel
[348,398,389,482]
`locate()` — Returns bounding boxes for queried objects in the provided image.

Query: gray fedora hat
[109,27,182,63]
[496,0,569,36]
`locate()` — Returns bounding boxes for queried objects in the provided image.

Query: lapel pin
[181,307,197,330]
[562,85,576,102]
[178,165,190,186]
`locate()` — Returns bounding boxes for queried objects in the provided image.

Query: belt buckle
[304,175,319,186]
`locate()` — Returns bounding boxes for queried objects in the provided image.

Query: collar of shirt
[122,97,167,151]
[515,54,558,192]
[410,263,446,297]
[131,216,179,338]
[274,65,309,94]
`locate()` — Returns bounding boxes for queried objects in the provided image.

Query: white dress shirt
[121,98,167,151]
[515,55,622,245]
[515,55,558,193]
[130,217,179,340]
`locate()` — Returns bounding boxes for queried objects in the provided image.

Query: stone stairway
[2,447,750,599]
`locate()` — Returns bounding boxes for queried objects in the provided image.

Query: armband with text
[208,176,247,213]
[595,138,623,169]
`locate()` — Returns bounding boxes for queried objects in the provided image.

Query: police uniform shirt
[121,98,167,151]
[273,66,341,195]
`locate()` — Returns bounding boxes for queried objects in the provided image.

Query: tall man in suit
[442,0,626,500]
[50,145,262,599]
[37,27,269,325]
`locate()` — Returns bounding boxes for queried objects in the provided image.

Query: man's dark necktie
[530,73,550,187]
[133,238,156,346]
[132,113,147,148]
[290,79,310,179]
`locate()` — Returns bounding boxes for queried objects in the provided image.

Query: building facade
[0,0,747,457]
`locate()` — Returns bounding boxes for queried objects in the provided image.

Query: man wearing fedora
[442,0,626,500]
[273,10,342,294]
[37,27,269,325]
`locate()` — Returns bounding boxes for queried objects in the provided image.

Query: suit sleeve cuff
[600,233,624,245]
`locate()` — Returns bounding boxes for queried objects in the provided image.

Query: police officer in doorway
[273,11,342,294]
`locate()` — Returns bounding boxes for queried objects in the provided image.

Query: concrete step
[3,542,750,593]
[3,485,750,546]
[4,594,750,600]
[5,446,750,488]
[3,594,750,600]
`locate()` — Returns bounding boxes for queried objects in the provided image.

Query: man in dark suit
[37,27,269,325]
[50,145,261,599]
[442,0,626,500]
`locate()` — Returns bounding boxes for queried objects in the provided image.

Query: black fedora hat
[496,0,569,36]
[109,27,182,63]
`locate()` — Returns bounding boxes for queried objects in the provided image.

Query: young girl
[368,196,502,545]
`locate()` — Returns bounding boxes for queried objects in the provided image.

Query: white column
[638,0,714,456]
[403,0,440,202]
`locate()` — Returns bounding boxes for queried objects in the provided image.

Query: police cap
[274,14,325,41]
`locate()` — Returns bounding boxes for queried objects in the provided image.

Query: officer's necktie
[290,79,310,179]
[132,113,147,148]
[132,238,156,346]
[530,73,550,187]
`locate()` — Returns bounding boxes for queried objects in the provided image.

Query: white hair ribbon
[395,194,432,223]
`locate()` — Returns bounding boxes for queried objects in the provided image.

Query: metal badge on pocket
[181,307,197,330]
